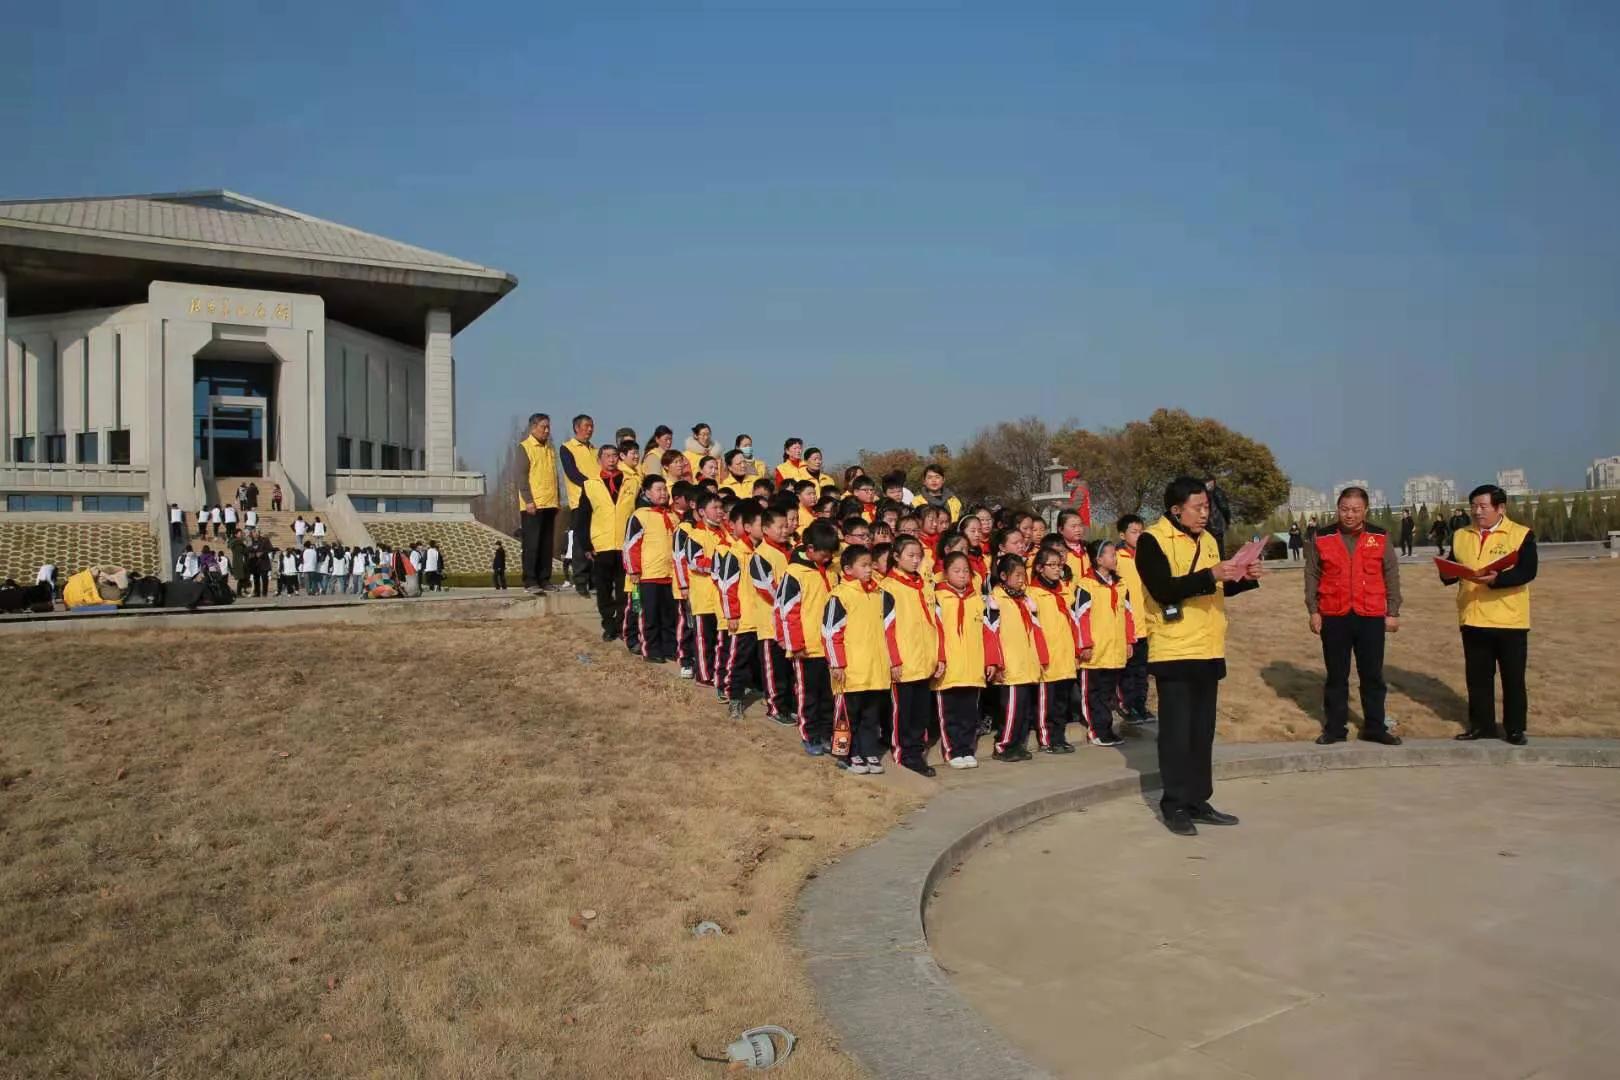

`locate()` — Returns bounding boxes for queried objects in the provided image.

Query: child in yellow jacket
[1029,544,1080,754]
[822,545,896,775]
[988,554,1050,763]
[1076,539,1138,748]
[934,552,1001,768]
[778,520,842,756]
[882,535,947,777]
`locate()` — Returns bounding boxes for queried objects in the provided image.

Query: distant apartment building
[1403,474,1457,509]
[1496,468,1530,496]
[1332,480,1386,508]
[1588,456,1620,491]
[1285,483,1330,516]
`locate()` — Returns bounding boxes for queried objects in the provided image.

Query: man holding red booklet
[1438,484,1539,744]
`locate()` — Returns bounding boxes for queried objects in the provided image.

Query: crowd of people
[170,536,448,598]
[511,414,1541,834]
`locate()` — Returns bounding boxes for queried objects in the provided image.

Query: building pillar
[424,308,455,475]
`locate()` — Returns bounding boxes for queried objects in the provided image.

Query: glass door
[208,397,267,477]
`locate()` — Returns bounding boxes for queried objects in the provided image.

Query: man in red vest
[1304,486,1403,745]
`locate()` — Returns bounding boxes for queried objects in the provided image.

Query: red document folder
[1435,550,1519,580]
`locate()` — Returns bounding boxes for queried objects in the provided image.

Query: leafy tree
[958,416,1055,505]
[1049,422,1159,525]
[1568,492,1595,541]
[1416,505,1431,545]
[857,448,926,491]
[949,440,1018,505]
[1536,493,1569,543]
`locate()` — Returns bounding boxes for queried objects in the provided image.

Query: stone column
[424,308,455,475]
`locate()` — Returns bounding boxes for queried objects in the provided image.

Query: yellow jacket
[934,583,996,690]
[1449,517,1533,629]
[912,492,963,522]
[716,537,775,638]
[774,459,811,487]
[582,470,641,554]
[1077,571,1137,670]
[1115,546,1151,638]
[561,438,596,507]
[779,554,839,658]
[822,577,897,692]
[1140,516,1228,663]
[681,522,729,616]
[989,586,1050,685]
[63,569,116,609]
[624,506,679,583]
[881,569,945,683]
[754,538,793,640]
[517,435,559,511]
[720,475,757,500]
[1029,580,1079,681]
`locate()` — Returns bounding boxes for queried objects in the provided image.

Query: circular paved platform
[798,740,1620,1080]
[929,765,1620,1080]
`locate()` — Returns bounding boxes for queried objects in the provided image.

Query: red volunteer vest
[1314,529,1389,617]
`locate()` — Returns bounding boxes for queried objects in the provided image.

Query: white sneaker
[847,759,870,775]
[679,666,694,679]
[962,755,980,768]
[948,756,972,770]
[863,756,884,775]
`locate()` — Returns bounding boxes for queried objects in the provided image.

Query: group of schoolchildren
[577,427,1158,778]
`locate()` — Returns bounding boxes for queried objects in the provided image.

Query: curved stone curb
[797,738,1620,1080]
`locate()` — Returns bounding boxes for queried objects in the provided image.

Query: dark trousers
[570,508,594,592]
[492,569,507,589]
[759,638,793,717]
[1154,669,1221,815]
[936,687,981,760]
[834,689,888,761]
[170,521,184,546]
[794,656,833,745]
[891,680,933,768]
[1462,627,1529,737]
[637,581,676,660]
[1035,679,1074,748]
[995,683,1040,753]
[724,630,760,700]
[675,599,695,669]
[1080,668,1122,742]
[1399,534,1414,556]
[591,552,625,636]
[715,630,730,699]
[197,522,208,538]
[252,571,268,597]
[1120,641,1150,717]
[1321,613,1387,737]
[693,613,719,685]
[623,586,641,652]
[520,508,558,587]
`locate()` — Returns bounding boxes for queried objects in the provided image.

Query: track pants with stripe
[724,631,760,701]
[622,591,640,653]
[891,680,933,770]
[1036,680,1076,748]
[995,683,1040,754]
[935,687,982,761]
[674,600,695,669]
[1080,668,1122,742]
[757,638,794,718]
[834,689,888,762]
[637,582,676,660]
[692,612,718,684]
[795,657,833,745]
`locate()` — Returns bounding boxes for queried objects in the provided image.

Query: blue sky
[6,1,1618,496]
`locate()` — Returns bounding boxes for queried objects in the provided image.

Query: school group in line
[520,417,1158,778]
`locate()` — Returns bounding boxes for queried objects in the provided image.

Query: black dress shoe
[1189,804,1240,826]
[1359,730,1403,746]
[601,630,617,642]
[1454,730,1493,741]
[1315,732,1347,745]
[903,762,938,778]
[1504,732,1528,746]
[1163,810,1198,836]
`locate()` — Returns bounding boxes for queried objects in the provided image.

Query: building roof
[0,190,517,342]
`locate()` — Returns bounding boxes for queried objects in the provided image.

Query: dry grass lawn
[2,560,1616,1079]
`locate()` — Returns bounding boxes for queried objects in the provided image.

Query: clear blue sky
[6,1,1618,497]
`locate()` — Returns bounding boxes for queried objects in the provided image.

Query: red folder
[1434,550,1518,580]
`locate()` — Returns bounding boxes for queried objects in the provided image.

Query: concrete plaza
[928,765,1620,1079]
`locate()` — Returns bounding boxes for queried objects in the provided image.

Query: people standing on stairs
[312,517,327,540]
[251,542,270,598]
[236,483,248,511]
[299,542,317,594]
[277,548,298,595]
[229,535,249,596]
[271,483,283,511]
[223,503,238,539]
[293,515,308,543]
[169,503,185,547]
[245,507,258,537]
[197,504,210,539]
[209,504,223,539]
[247,481,259,511]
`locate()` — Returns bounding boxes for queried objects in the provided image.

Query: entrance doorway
[208,397,268,477]
[194,354,277,480]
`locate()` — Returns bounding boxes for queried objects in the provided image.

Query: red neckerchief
[859,503,878,522]
[1066,541,1089,563]
[765,537,792,559]
[843,572,880,594]
[1085,569,1120,611]
[887,568,938,629]
[600,470,622,498]
[937,581,972,634]
[1000,586,1037,638]
[1119,547,1136,560]
[966,550,988,579]
[653,506,679,531]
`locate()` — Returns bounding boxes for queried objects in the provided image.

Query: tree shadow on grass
[1384,665,1469,726]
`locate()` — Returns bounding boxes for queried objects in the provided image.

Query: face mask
[740,446,753,459]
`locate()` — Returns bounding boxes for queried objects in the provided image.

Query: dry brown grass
[1219,559,1620,741]
[2,561,1615,1079]
[0,615,917,1079]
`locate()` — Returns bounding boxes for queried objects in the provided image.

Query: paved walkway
[930,765,1620,1079]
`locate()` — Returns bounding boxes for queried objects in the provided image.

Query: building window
[381,444,400,470]
[108,430,131,465]
[44,435,67,464]
[391,498,432,513]
[337,436,353,470]
[76,432,99,465]
[11,437,35,463]
[359,440,374,469]
[6,494,73,512]
[399,447,414,471]
[351,496,380,512]
[82,494,145,512]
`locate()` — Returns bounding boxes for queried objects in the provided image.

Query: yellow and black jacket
[753,538,793,640]
[1115,546,1151,639]
[935,582,1000,689]
[1029,579,1080,682]
[881,569,946,682]
[517,435,559,511]
[582,469,641,554]
[778,552,838,658]
[913,491,963,522]
[560,438,596,508]
[624,506,679,584]
[822,576,897,692]
[1136,516,1255,664]
[1077,570,1137,670]
[1444,517,1536,629]
[682,521,730,617]
[988,585,1050,685]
